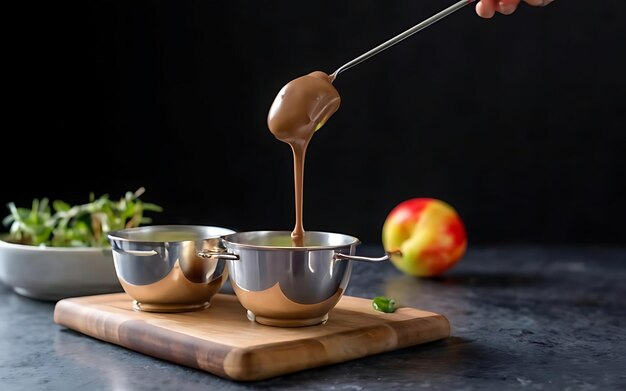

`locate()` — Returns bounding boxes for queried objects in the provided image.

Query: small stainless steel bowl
[107,225,235,312]
[211,231,389,327]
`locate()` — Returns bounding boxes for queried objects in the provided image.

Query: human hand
[476,0,554,18]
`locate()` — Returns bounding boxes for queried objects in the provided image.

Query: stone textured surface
[1,245,625,390]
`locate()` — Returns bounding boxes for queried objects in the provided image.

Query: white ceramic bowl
[0,239,122,301]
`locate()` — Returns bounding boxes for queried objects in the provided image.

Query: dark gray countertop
[1,245,625,390]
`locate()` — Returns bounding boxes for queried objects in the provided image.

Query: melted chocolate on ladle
[267,71,341,246]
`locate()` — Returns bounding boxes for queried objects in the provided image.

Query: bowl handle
[197,250,240,261]
[333,252,390,263]
[112,248,158,257]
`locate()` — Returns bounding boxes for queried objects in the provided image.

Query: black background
[4,1,625,245]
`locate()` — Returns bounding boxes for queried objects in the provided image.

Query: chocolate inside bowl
[199,231,389,327]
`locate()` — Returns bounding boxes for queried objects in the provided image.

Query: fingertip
[525,0,554,6]
[476,1,496,18]
[497,1,518,15]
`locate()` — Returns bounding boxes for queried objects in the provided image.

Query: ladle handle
[330,0,475,81]
[333,252,390,263]
[197,250,240,261]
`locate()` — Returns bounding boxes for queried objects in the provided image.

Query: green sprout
[2,187,162,247]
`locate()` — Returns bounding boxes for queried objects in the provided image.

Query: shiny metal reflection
[220,231,389,327]
[107,225,234,312]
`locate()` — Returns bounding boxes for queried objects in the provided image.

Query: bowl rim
[0,238,111,253]
[221,230,361,251]
[106,224,236,244]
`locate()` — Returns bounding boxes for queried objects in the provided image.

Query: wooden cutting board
[54,293,450,381]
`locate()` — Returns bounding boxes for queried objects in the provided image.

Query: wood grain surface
[53,293,450,381]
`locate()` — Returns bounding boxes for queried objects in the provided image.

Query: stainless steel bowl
[205,231,389,327]
[107,225,235,312]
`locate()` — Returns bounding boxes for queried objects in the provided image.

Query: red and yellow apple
[382,198,467,277]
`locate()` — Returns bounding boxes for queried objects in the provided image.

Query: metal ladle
[330,0,476,82]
